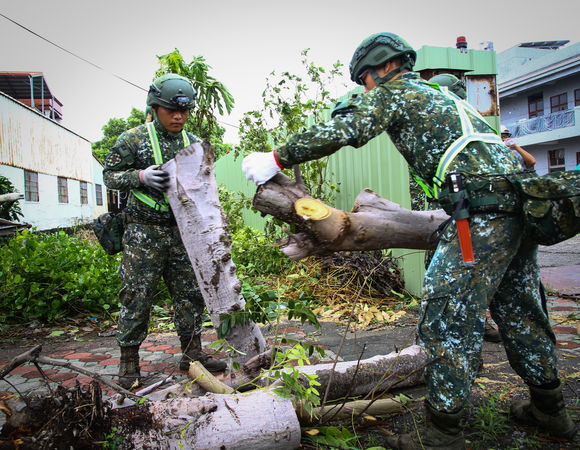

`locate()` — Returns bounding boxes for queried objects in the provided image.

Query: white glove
[140,165,169,191]
[242,151,282,185]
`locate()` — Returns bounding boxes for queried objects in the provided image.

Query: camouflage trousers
[419,213,559,412]
[116,223,204,347]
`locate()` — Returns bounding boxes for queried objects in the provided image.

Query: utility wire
[0,12,147,92]
[0,12,240,129]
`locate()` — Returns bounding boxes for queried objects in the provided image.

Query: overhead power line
[0,12,147,92]
[0,12,239,129]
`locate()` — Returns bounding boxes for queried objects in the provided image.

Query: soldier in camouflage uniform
[242,33,576,448]
[104,74,226,389]
[427,73,502,345]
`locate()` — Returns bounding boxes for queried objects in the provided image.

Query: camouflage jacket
[275,72,520,185]
[103,119,201,224]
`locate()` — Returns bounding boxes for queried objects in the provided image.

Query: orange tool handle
[456,218,474,264]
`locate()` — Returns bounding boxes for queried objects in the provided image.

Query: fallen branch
[253,173,448,260]
[299,397,408,424]
[0,345,141,401]
[189,361,234,394]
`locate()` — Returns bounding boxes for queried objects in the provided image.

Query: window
[528,93,544,118]
[548,149,565,173]
[58,177,68,203]
[577,152,580,167]
[80,181,88,205]
[24,170,39,202]
[95,183,103,206]
[575,89,580,107]
[550,93,568,113]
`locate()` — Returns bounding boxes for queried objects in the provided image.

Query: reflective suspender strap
[182,130,190,147]
[146,122,164,165]
[431,90,503,199]
[132,123,191,211]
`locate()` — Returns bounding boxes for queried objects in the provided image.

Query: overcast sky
[1,0,579,145]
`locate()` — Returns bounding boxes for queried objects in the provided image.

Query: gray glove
[139,165,169,191]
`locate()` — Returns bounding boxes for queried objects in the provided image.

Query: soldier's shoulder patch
[106,152,122,167]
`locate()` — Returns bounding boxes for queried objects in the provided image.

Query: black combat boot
[483,318,501,343]
[511,382,577,439]
[118,345,140,390]
[180,335,227,372]
[385,401,466,449]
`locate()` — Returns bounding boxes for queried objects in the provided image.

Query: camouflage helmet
[428,73,466,100]
[349,32,416,85]
[146,74,197,110]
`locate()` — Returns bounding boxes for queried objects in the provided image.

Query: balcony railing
[507,108,576,137]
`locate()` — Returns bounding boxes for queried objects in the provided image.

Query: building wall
[500,76,580,124]
[0,92,104,229]
[92,156,107,217]
[528,139,580,174]
[499,72,580,174]
[0,164,95,229]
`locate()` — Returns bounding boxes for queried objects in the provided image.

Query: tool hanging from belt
[447,172,474,265]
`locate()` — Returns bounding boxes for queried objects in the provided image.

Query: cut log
[215,345,427,401]
[114,389,301,450]
[163,143,266,363]
[253,173,449,260]
[0,193,23,203]
[270,344,427,402]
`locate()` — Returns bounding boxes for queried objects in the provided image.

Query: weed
[468,394,510,441]
[102,427,124,449]
[302,426,359,449]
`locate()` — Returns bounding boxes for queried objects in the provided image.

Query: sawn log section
[253,173,449,260]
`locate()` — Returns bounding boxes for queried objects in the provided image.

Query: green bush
[218,185,252,236]
[0,230,121,323]
[231,226,290,277]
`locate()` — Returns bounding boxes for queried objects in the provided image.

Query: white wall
[0,165,99,229]
[0,92,105,229]
[92,156,107,217]
[528,140,580,175]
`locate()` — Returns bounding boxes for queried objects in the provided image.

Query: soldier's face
[361,71,377,92]
[156,106,190,132]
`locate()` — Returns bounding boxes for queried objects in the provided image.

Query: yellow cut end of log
[295,198,331,220]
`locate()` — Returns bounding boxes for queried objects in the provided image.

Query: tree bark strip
[163,143,266,364]
[114,389,301,450]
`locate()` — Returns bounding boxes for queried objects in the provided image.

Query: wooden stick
[299,398,407,423]
[189,361,234,394]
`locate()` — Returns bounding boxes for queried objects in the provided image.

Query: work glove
[139,165,170,191]
[242,151,283,185]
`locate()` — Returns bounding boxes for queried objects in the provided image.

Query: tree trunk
[253,173,449,260]
[217,345,427,401]
[272,344,426,401]
[113,389,301,450]
[163,143,266,364]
